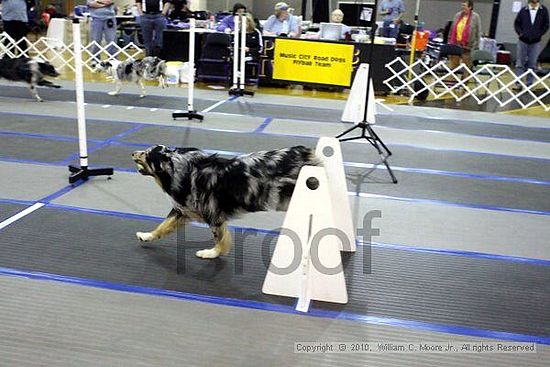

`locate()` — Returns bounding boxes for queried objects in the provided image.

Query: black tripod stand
[336,0,397,184]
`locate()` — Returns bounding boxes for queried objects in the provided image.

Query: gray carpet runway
[2,135,547,213]
[4,113,548,183]
[0,205,549,337]
[1,114,549,212]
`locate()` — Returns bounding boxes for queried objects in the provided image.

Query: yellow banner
[273,39,354,86]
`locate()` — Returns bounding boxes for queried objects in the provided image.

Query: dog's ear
[38,62,60,77]
[146,145,172,173]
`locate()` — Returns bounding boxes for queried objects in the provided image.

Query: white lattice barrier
[0,32,143,72]
[384,57,550,111]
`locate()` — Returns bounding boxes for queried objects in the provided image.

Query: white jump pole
[231,15,240,90]
[73,19,87,169]
[172,17,203,121]
[68,18,113,183]
[239,14,246,91]
[229,14,254,96]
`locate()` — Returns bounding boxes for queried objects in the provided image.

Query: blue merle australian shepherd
[0,57,61,101]
[132,145,320,259]
[95,56,167,98]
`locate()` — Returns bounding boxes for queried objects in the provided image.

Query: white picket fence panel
[0,32,144,72]
[384,57,550,111]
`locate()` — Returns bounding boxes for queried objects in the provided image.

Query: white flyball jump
[342,63,376,125]
[263,138,355,312]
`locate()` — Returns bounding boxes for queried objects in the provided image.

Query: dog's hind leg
[158,75,166,89]
[138,80,146,98]
[137,209,185,243]
[196,223,232,259]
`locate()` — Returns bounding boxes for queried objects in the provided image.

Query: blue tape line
[39,180,87,203]
[0,266,548,345]
[34,202,550,267]
[46,202,164,222]
[0,130,102,144]
[0,198,35,206]
[344,161,550,186]
[354,192,550,217]
[254,117,274,133]
[366,241,550,267]
[0,156,67,167]
[59,124,144,165]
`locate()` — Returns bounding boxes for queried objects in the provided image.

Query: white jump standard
[68,18,113,184]
[173,17,204,121]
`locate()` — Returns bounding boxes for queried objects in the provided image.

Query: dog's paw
[136,232,155,242]
[195,248,221,259]
[108,91,119,96]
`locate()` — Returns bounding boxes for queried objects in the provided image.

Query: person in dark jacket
[514,0,549,88]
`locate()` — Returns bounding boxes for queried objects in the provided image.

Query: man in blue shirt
[378,0,405,39]
[2,0,29,50]
[216,2,247,32]
[87,0,117,64]
[263,2,299,37]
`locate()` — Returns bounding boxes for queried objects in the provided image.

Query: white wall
[401,0,493,35]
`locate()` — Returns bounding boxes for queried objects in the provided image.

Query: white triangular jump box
[262,138,355,312]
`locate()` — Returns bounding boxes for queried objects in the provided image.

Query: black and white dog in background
[0,57,61,102]
[95,56,167,98]
[132,145,321,259]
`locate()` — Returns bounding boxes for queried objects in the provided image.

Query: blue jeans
[90,17,117,61]
[382,20,400,39]
[140,14,167,56]
[515,40,541,86]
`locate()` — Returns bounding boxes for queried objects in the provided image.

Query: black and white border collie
[95,56,167,98]
[132,145,321,259]
[0,57,61,101]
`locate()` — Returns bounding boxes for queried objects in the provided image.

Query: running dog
[132,145,320,259]
[94,56,167,98]
[0,57,61,102]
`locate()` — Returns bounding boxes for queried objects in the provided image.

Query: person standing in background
[2,0,29,52]
[135,0,173,56]
[514,0,549,89]
[87,0,117,65]
[448,0,481,71]
[378,0,405,39]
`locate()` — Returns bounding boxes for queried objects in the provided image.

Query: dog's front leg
[29,85,43,102]
[196,222,232,259]
[108,81,122,96]
[138,80,146,98]
[137,208,184,243]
